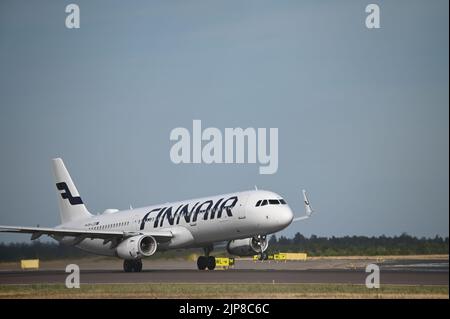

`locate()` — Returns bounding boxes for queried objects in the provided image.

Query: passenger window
[261,200,268,206]
[269,199,279,205]
[256,200,262,207]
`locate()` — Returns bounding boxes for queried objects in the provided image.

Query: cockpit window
[255,198,287,207]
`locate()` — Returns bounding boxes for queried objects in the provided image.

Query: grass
[0,283,448,299]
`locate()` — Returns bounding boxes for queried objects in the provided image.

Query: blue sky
[0,0,448,242]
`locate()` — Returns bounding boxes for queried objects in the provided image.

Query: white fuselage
[55,190,294,257]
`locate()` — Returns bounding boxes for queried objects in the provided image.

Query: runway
[0,269,448,286]
[0,258,447,286]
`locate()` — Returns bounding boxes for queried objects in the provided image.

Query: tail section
[52,158,92,224]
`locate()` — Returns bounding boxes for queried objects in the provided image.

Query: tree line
[0,233,448,261]
[0,241,89,261]
[268,233,449,256]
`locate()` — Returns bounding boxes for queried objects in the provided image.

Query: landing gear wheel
[123,260,133,272]
[259,252,268,261]
[133,259,143,272]
[123,259,143,272]
[207,256,216,270]
[197,256,207,270]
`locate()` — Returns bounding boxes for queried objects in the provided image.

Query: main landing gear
[197,245,216,270]
[258,252,269,261]
[123,259,143,272]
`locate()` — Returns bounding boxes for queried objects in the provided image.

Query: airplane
[0,158,314,272]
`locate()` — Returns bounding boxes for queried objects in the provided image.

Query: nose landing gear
[197,245,216,270]
[254,235,269,260]
[123,259,143,272]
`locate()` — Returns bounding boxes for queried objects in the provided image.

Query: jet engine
[116,235,157,260]
[226,236,268,256]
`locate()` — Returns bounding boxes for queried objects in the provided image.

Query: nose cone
[278,206,294,228]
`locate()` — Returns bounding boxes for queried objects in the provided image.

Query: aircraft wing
[293,215,310,222]
[0,225,173,242]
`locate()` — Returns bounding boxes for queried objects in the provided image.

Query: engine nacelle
[226,236,268,256]
[116,235,157,260]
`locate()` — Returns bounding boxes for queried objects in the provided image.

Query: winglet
[302,189,313,216]
[293,189,314,222]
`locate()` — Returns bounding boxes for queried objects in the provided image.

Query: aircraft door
[235,194,249,220]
